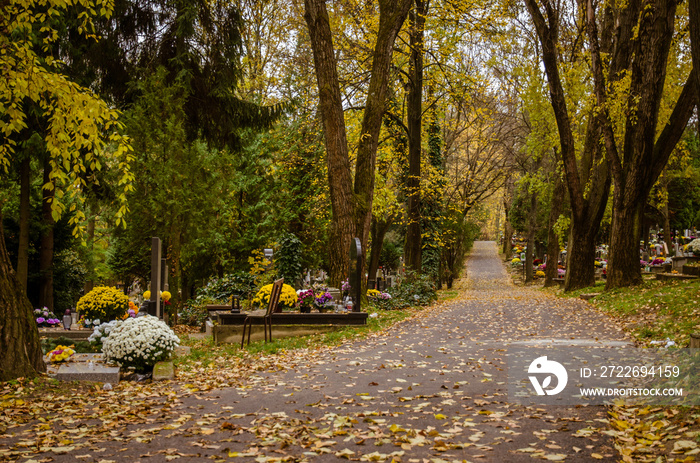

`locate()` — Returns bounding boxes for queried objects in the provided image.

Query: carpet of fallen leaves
[1,242,699,462]
[0,306,452,462]
[606,400,700,463]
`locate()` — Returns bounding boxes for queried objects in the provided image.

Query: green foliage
[379,234,403,272]
[197,272,257,302]
[422,107,446,281]
[52,249,87,314]
[178,298,213,327]
[253,117,331,272]
[175,271,257,327]
[0,0,134,238]
[380,271,438,310]
[553,214,571,250]
[276,233,303,288]
[248,249,277,289]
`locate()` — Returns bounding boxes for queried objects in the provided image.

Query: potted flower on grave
[341,279,351,297]
[47,345,75,363]
[88,319,125,350]
[297,289,314,313]
[367,289,393,310]
[77,286,129,324]
[34,307,62,328]
[124,301,139,319]
[314,290,334,312]
[101,315,180,373]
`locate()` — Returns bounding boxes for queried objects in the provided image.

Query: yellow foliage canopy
[1,0,134,237]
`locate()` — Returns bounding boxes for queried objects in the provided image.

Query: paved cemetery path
[5,241,630,462]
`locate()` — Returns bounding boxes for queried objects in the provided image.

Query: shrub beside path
[2,241,629,462]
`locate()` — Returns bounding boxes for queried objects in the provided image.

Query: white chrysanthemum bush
[89,320,123,347]
[102,316,180,372]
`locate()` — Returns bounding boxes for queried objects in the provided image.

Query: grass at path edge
[542,278,700,347]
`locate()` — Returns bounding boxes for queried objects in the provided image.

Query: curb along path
[11,241,628,462]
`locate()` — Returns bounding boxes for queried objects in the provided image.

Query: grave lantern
[63,309,72,330]
[231,294,241,313]
[264,248,274,262]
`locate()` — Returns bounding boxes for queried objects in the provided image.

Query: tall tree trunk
[502,177,515,256]
[16,156,30,290]
[544,167,564,287]
[503,217,513,257]
[304,0,411,287]
[352,0,412,285]
[38,159,54,311]
[607,198,645,286]
[585,0,696,289]
[523,0,609,292]
[0,212,46,381]
[661,174,672,254]
[691,0,700,102]
[303,0,355,286]
[565,221,598,289]
[404,0,426,273]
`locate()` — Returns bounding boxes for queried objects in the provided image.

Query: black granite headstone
[349,238,362,312]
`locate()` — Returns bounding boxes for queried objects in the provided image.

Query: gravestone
[348,238,362,312]
[46,353,120,384]
[152,361,175,381]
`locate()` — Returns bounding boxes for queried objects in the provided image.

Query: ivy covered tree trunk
[421,104,445,283]
[0,213,46,381]
[404,0,426,273]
